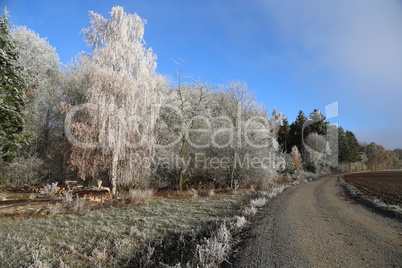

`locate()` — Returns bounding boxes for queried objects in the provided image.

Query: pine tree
[345,130,361,162]
[306,109,327,136]
[338,126,349,163]
[0,10,28,161]
[278,117,290,153]
[289,110,306,152]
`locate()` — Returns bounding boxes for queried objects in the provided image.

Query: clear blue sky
[3,0,402,149]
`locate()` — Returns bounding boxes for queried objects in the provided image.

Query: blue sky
[3,0,402,149]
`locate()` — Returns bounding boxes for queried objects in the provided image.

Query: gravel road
[224,175,402,267]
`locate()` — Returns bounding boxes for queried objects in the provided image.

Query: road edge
[338,175,402,220]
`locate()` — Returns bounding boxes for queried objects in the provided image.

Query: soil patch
[344,171,402,205]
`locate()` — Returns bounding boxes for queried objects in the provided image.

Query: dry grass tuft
[242,205,257,219]
[195,222,232,267]
[43,182,59,200]
[208,189,215,197]
[127,189,154,204]
[190,188,199,198]
[232,216,248,230]
[250,197,267,208]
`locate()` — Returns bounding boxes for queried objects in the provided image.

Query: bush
[2,156,46,185]
[126,189,154,204]
[303,160,316,174]
[195,222,231,267]
[43,182,58,199]
[279,153,296,174]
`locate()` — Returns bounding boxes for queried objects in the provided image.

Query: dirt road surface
[225,175,402,267]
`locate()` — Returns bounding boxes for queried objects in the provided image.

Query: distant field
[344,171,402,205]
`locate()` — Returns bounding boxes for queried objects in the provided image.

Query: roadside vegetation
[0,172,317,267]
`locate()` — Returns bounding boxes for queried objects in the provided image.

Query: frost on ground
[0,175,316,267]
[0,193,244,267]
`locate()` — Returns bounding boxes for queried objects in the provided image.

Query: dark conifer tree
[0,11,28,161]
[289,110,307,152]
[345,130,361,162]
[338,127,349,163]
[278,117,291,153]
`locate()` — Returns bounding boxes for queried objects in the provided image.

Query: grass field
[0,172,317,267]
[0,191,250,267]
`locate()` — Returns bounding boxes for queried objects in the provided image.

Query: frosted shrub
[231,216,248,230]
[208,189,215,197]
[216,223,230,243]
[195,222,231,267]
[250,197,267,207]
[5,156,45,185]
[48,204,61,215]
[127,189,154,203]
[43,182,58,199]
[242,205,257,219]
[73,196,87,215]
[262,184,287,199]
[114,238,134,259]
[62,191,74,207]
[30,246,52,268]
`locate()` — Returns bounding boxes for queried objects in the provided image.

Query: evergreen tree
[278,117,290,153]
[345,130,361,162]
[289,110,307,152]
[0,11,28,161]
[338,127,349,163]
[306,109,327,136]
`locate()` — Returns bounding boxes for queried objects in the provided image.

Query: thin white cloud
[255,0,402,148]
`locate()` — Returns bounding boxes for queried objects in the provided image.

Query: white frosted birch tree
[67,6,165,194]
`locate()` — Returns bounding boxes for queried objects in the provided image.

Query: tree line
[1,7,401,192]
[277,109,401,173]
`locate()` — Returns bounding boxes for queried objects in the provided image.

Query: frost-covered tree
[154,62,213,190]
[305,132,327,154]
[155,79,281,189]
[210,81,282,188]
[11,26,60,93]
[289,145,302,168]
[0,11,29,161]
[11,26,63,163]
[66,6,166,193]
